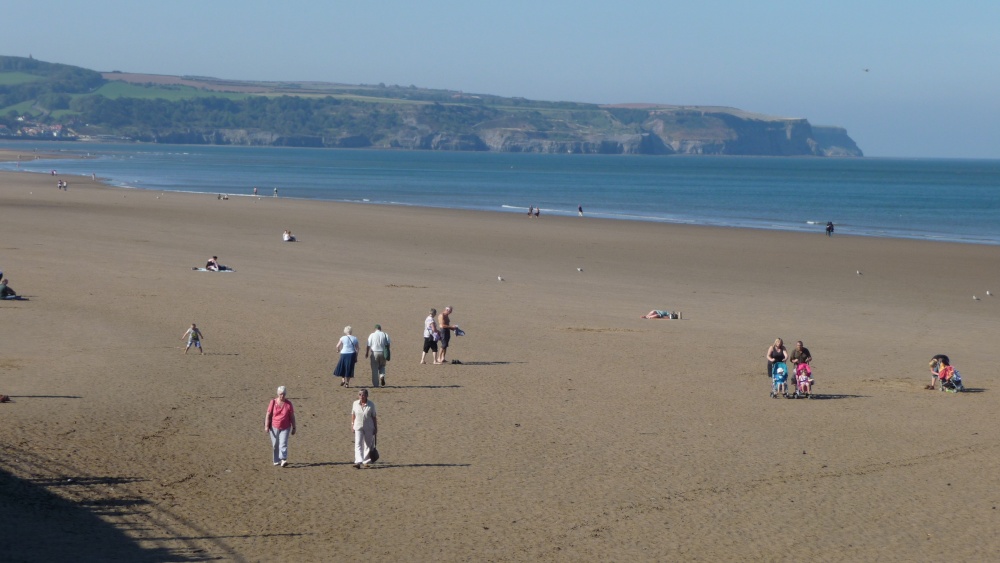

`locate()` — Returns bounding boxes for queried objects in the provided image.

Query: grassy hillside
[0,55,862,156]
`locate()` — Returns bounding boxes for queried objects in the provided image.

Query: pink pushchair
[792,364,814,399]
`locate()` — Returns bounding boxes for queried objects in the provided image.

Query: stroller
[792,365,815,399]
[769,362,789,399]
[939,366,964,393]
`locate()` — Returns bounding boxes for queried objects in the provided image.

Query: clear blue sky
[5,1,999,158]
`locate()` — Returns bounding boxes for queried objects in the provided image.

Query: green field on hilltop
[0,71,45,85]
[91,81,250,101]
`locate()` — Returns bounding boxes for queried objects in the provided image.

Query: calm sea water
[3,141,1000,245]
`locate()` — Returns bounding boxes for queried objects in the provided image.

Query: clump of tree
[0,56,105,109]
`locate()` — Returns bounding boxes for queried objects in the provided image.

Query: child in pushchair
[938,363,964,393]
[793,362,814,398]
[769,362,789,398]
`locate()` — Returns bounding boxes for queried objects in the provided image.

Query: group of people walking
[262,384,379,469]
[334,324,392,388]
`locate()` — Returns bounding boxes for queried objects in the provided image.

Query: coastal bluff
[1,55,862,156]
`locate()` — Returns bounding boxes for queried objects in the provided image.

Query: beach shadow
[142,532,308,542]
[293,461,357,468]
[808,394,867,400]
[363,463,472,470]
[200,352,239,356]
[0,468,206,562]
[384,385,462,389]
[960,388,987,393]
[452,360,522,366]
[9,395,83,399]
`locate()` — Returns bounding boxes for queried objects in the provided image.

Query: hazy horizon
[6,1,1000,159]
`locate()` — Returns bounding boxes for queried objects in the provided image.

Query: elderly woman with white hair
[264,386,296,467]
[334,325,360,388]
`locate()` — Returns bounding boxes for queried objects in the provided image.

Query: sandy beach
[1,162,999,561]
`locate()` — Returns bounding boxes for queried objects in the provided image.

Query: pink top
[267,399,295,431]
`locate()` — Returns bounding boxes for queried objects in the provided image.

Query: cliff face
[135,109,862,157]
[370,107,863,156]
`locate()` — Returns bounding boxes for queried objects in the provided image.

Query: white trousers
[354,429,375,464]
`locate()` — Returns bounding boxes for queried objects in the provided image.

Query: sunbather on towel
[641,310,672,319]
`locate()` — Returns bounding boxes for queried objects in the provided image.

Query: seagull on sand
[577,268,583,272]
[856,270,863,276]
[973,295,980,301]
[497,275,504,282]
[987,290,993,296]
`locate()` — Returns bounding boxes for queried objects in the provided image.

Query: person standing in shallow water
[826,222,835,236]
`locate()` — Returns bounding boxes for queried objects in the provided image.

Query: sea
[2,141,1000,245]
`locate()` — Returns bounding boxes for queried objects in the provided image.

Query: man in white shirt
[366,324,391,387]
[351,389,377,468]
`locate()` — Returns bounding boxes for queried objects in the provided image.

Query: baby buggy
[769,362,789,399]
[792,364,814,399]
[940,366,964,393]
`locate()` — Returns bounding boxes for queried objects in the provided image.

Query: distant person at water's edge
[826,222,834,236]
[578,205,584,217]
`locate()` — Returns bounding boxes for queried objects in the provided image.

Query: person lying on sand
[205,256,231,271]
[641,310,676,319]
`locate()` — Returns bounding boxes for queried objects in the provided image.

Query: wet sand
[1,168,998,561]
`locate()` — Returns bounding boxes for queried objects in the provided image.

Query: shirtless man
[436,306,456,363]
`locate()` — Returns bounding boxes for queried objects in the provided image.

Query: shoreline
[4,162,999,247]
[3,143,999,246]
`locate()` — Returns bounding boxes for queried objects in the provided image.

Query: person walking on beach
[334,326,360,387]
[826,222,835,236]
[765,338,788,377]
[273,187,279,198]
[265,386,296,467]
[351,389,377,468]
[253,187,258,196]
[366,324,391,387]
[578,204,584,217]
[421,308,440,364]
[437,306,457,363]
[182,323,204,354]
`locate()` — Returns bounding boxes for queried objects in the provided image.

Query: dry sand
[1,163,998,561]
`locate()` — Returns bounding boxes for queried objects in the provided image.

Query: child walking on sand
[182,323,205,354]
